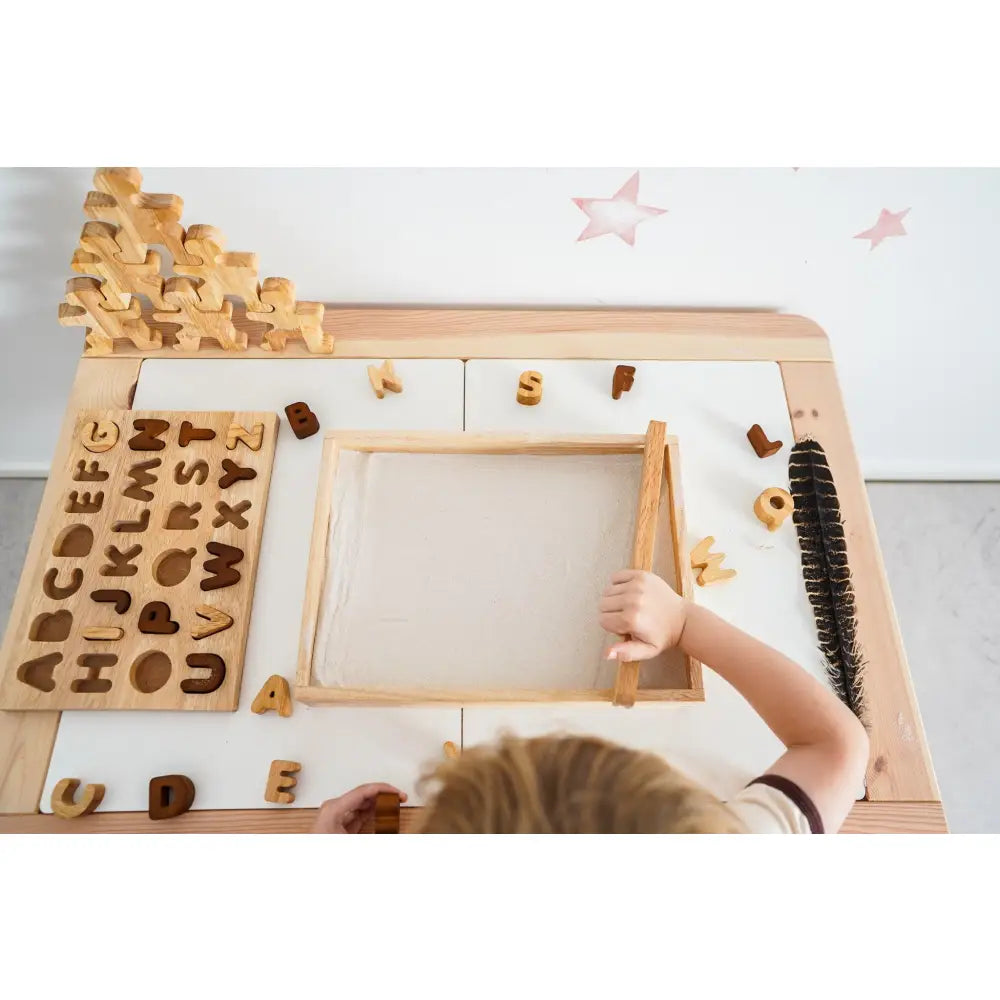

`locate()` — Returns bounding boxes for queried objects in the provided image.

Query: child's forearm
[678,602,865,754]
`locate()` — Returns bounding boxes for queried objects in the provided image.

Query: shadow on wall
[0,168,93,471]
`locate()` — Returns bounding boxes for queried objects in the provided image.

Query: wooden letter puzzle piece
[71,220,167,310]
[51,778,105,819]
[747,423,783,459]
[612,364,636,400]
[60,276,160,355]
[516,370,543,405]
[690,536,737,587]
[284,401,320,439]
[148,774,196,820]
[191,604,233,641]
[443,741,459,759]
[181,654,227,694]
[248,277,332,354]
[374,791,401,833]
[84,168,192,266]
[201,542,244,591]
[251,674,292,717]
[154,277,247,352]
[138,601,179,635]
[754,487,794,532]
[173,225,267,312]
[90,589,131,614]
[81,626,124,641]
[225,422,264,452]
[80,419,119,453]
[219,459,256,489]
[265,760,301,804]
[178,421,216,446]
[367,359,403,399]
[128,418,170,451]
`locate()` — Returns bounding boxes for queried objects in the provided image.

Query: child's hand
[312,783,408,833]
[599,570,688,661]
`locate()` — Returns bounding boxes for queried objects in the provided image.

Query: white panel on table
[463,360,829,797]
[42,359,464,811]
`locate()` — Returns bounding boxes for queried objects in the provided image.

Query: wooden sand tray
[0,409,277,711]
[0,167,944,832]
[295,425,701,707]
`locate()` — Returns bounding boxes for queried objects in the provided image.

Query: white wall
[1,168,997,478]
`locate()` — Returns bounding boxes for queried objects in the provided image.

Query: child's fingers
[609,569,642,585]
[599,612,629,634]
[340,782,407,812]
[599,595,626,612]
[605,639,657,662]
[600,585,631,603]
[344,810,368,833]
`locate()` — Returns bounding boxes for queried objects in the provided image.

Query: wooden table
[0,307,945,832]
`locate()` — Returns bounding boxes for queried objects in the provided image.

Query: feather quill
[788,439,866,722]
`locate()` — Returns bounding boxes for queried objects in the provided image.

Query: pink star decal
[854,207,910,250]
[572,172,666,246]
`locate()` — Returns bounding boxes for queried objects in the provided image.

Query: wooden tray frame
[295,430,702,706]
[0,307,945,833]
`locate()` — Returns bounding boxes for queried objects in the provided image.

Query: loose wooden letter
[251,674,293,717]
[612,365,636,400]
[148,774,196,820]
[284,401,320,439]
[51,778,105,819]
[516,371,543,405]
[265,760,301,804]
[367,360,403,399]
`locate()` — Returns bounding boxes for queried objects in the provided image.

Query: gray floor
[867,483,999,833]
[1,479,996,831]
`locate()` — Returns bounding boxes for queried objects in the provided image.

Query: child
[314,570,869,834]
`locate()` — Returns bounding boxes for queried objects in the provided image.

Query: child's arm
[600,570,869,833]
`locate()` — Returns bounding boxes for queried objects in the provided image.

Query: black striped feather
[788,439,866,723]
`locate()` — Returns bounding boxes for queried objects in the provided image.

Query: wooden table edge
[0,799,948,834]
[92,307,836,362]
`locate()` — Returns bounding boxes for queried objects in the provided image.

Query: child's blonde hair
[417,733,747,833]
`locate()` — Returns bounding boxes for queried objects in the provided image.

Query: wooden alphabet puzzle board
[0,408,277,711]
